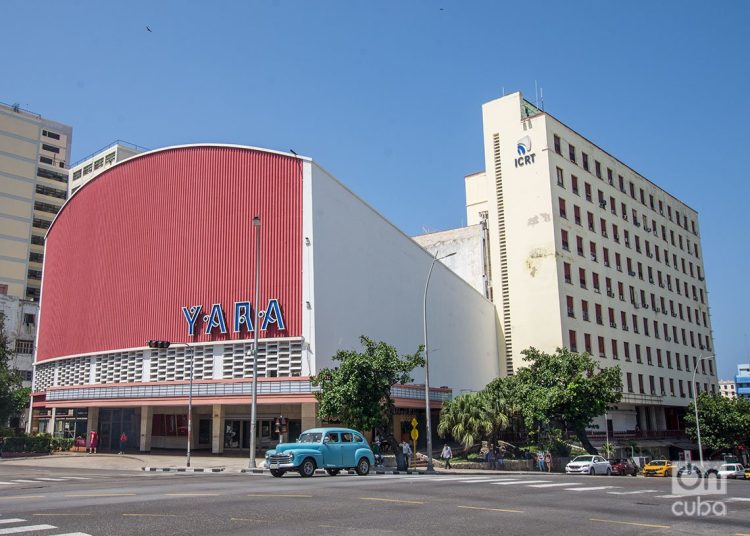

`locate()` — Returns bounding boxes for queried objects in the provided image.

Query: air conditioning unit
[666,337,671,341]
[623,325,629,331]
[625,240,631,247]
[591,254,597,262]
[602,231,609,238]
[623,214,629,221]
[604,260,610,267]
[617,265,622,272]
[619,295,625,301]
[589,225,595,232]
[647,253,654,258]
[607,290,615,298]
[599,201,607,209]
[649,278,655,284]
[635,220,641,227]
[643,303,649,309]
[594,288,601,294]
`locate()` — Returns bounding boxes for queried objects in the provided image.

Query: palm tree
[437,392,492,450]
[478,389,510,445]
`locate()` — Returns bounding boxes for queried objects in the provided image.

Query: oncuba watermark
[671,462,727,517]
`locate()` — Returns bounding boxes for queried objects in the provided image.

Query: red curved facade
[37,146,303,362]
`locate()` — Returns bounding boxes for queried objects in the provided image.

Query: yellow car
[642,460,673,477]
[745,468,750,480]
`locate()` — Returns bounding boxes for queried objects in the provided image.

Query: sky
[2,0,748,379]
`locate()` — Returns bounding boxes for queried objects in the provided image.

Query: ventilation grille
[33,363,55,392]
[57,356,90,387]
[150,345,213,382]
[95,351,143,384]
[223,340,303,378]
[493,133,513,375]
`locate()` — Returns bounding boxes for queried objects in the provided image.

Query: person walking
[441,444,453,469]
[537,449,545,472]
[545,451,552,473]
[88,430,99,454]
[485,447,496,470]
[401,441,412,468]
[118,432,128,454]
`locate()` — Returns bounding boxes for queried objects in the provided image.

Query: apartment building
[0,102,72,301]
[736,364,750,400]
[465,92,717,438]
[719,379,736,399]
[68,141,144,196]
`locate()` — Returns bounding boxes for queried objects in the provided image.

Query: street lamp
[248,215,261,469]
[147,340,193,467]
[423,250,456,473]
[692,354,715,470]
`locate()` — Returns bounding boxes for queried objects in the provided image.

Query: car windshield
[650,461,666,466]
[573,456,594,462]
[297,432,323,443]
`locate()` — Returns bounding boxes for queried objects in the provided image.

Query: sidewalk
[0,451,564,476]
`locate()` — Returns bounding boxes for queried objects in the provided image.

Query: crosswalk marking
[493,480,550,485]
[529,482,584,488]
[0,525,57,535]
[0,521,25,525]
[0,483,13,486]
[9,481,36,484]
[565,486,617,491]
[56,477,90,480]
[50,533,93,536]
[607,490,658,495]
[34,478,66,482]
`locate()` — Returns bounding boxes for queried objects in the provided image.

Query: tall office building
[465,92,717,437]
[0,102,71,391]
[0,102,72,301]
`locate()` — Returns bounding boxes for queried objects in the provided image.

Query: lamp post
[248,215,261,469]
[423,251,456,473]
[147,340,193,467]
[692,354,715,470]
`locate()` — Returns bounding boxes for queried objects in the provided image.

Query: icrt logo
[515,136,536,168]
[517,136,531,155]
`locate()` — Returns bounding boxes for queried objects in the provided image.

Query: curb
[241,467,426,476]
[142,467,224,472]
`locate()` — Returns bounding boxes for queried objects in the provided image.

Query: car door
[594,456,606,474]
[323,432,342,467]
[340,432,356,467]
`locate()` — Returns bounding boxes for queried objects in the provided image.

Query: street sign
[410,428,419,441]
[411,418,418,427]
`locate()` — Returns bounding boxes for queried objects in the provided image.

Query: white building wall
[0,294,38,387]
[309,163,500,392]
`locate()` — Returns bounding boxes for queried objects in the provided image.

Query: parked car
[565,455,612,475]
[609,458,638,476]
[642,460,673,477]
[745,467,750,480]
[711,463,745,479]
[264,427,375,478]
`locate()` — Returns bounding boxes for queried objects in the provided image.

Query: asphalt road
[1,466,750,536]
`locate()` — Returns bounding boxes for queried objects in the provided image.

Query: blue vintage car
[265,427,375,477]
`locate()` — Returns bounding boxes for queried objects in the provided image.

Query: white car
[565,455,612,475]
[715,463,745,479]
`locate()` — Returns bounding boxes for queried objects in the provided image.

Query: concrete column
[211,404,225,454]
[48,407,57,437]
[301,402,318,431]
[87,407,99,435]
[140,406,153,452]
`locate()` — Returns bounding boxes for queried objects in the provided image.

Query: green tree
[684,393,750,454]
[0,314,30,428]
[514,347,622,454]
[311,336,424,435]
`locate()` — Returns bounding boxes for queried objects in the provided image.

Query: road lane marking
[35,478,66,481]
[590,518,671,529]
[0,482,13,485]
[320,525,393,533]
[0,496,45,500]
[165,493,221,497]
[64,494,136,497]
[0,521,25,525]
[33,514,93,517]
[727,498,750,502]
[493,480,550,485]
[360,497,425,505]
[231,518,264,522]
[46,533,92,536]
[0,525,57,534]
[458,505,524,514]
[529,483,584,488]
[607,490,658,495]
[56,477,90,480]
[122,514,178,518]
[10,480,37,484]
[565,486,617,491]
[247,494,311,498]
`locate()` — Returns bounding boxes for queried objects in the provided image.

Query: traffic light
[147,340,171,349]
[274,418,281,434]
[281,417,287,434]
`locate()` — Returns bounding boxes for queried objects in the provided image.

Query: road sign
[411,417,418,427]
[410,428,419,441]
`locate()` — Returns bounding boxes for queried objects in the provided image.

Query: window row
[557,187,701,262]
[560,228,707,305]
[565,294,712,350]
[553,135,699,237]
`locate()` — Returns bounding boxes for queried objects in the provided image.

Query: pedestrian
[372,439,382,466]
[401,441,412,468]
[545,451,552,473]
[88,430,99,454]
[441,444,453,469]
[496,446,505,469]
[537,449,545,472]
[485,447,496,470]
[118,431,128,454]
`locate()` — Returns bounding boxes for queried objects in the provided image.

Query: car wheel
[664,470,671,478]
[606,467,611,476]
[356,457,371,476]
[270,469,285,478]
[325,469,340,476]
[589,468,595,476]
[299,458,316,478]
[631,470,637,477]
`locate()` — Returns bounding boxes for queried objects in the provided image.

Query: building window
[556,167,564,187]
[598,336,606,357]
[15,339,34,354]
[638,374,644,394]
[582,152,589,171]
[40,156,54,165]
[611,339,618,359]
[569,144,577,164]
[42,130,61,140]
[0,284,7,295]
[554,135,561,154]
[23,313,35,325]
[559,198,567,219]
[584,333,592,353]
[624,341,630,361]
[595,160,602,179]
[572,175,579,195]
[42,143,60,154]
[567,296,575,318]
[568,330,577,352]
[627,373,633,392]
[561,230,570,252]
[564,262,572,283]
[579,268,587,289]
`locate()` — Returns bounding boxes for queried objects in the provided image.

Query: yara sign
[181,299,285,336]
